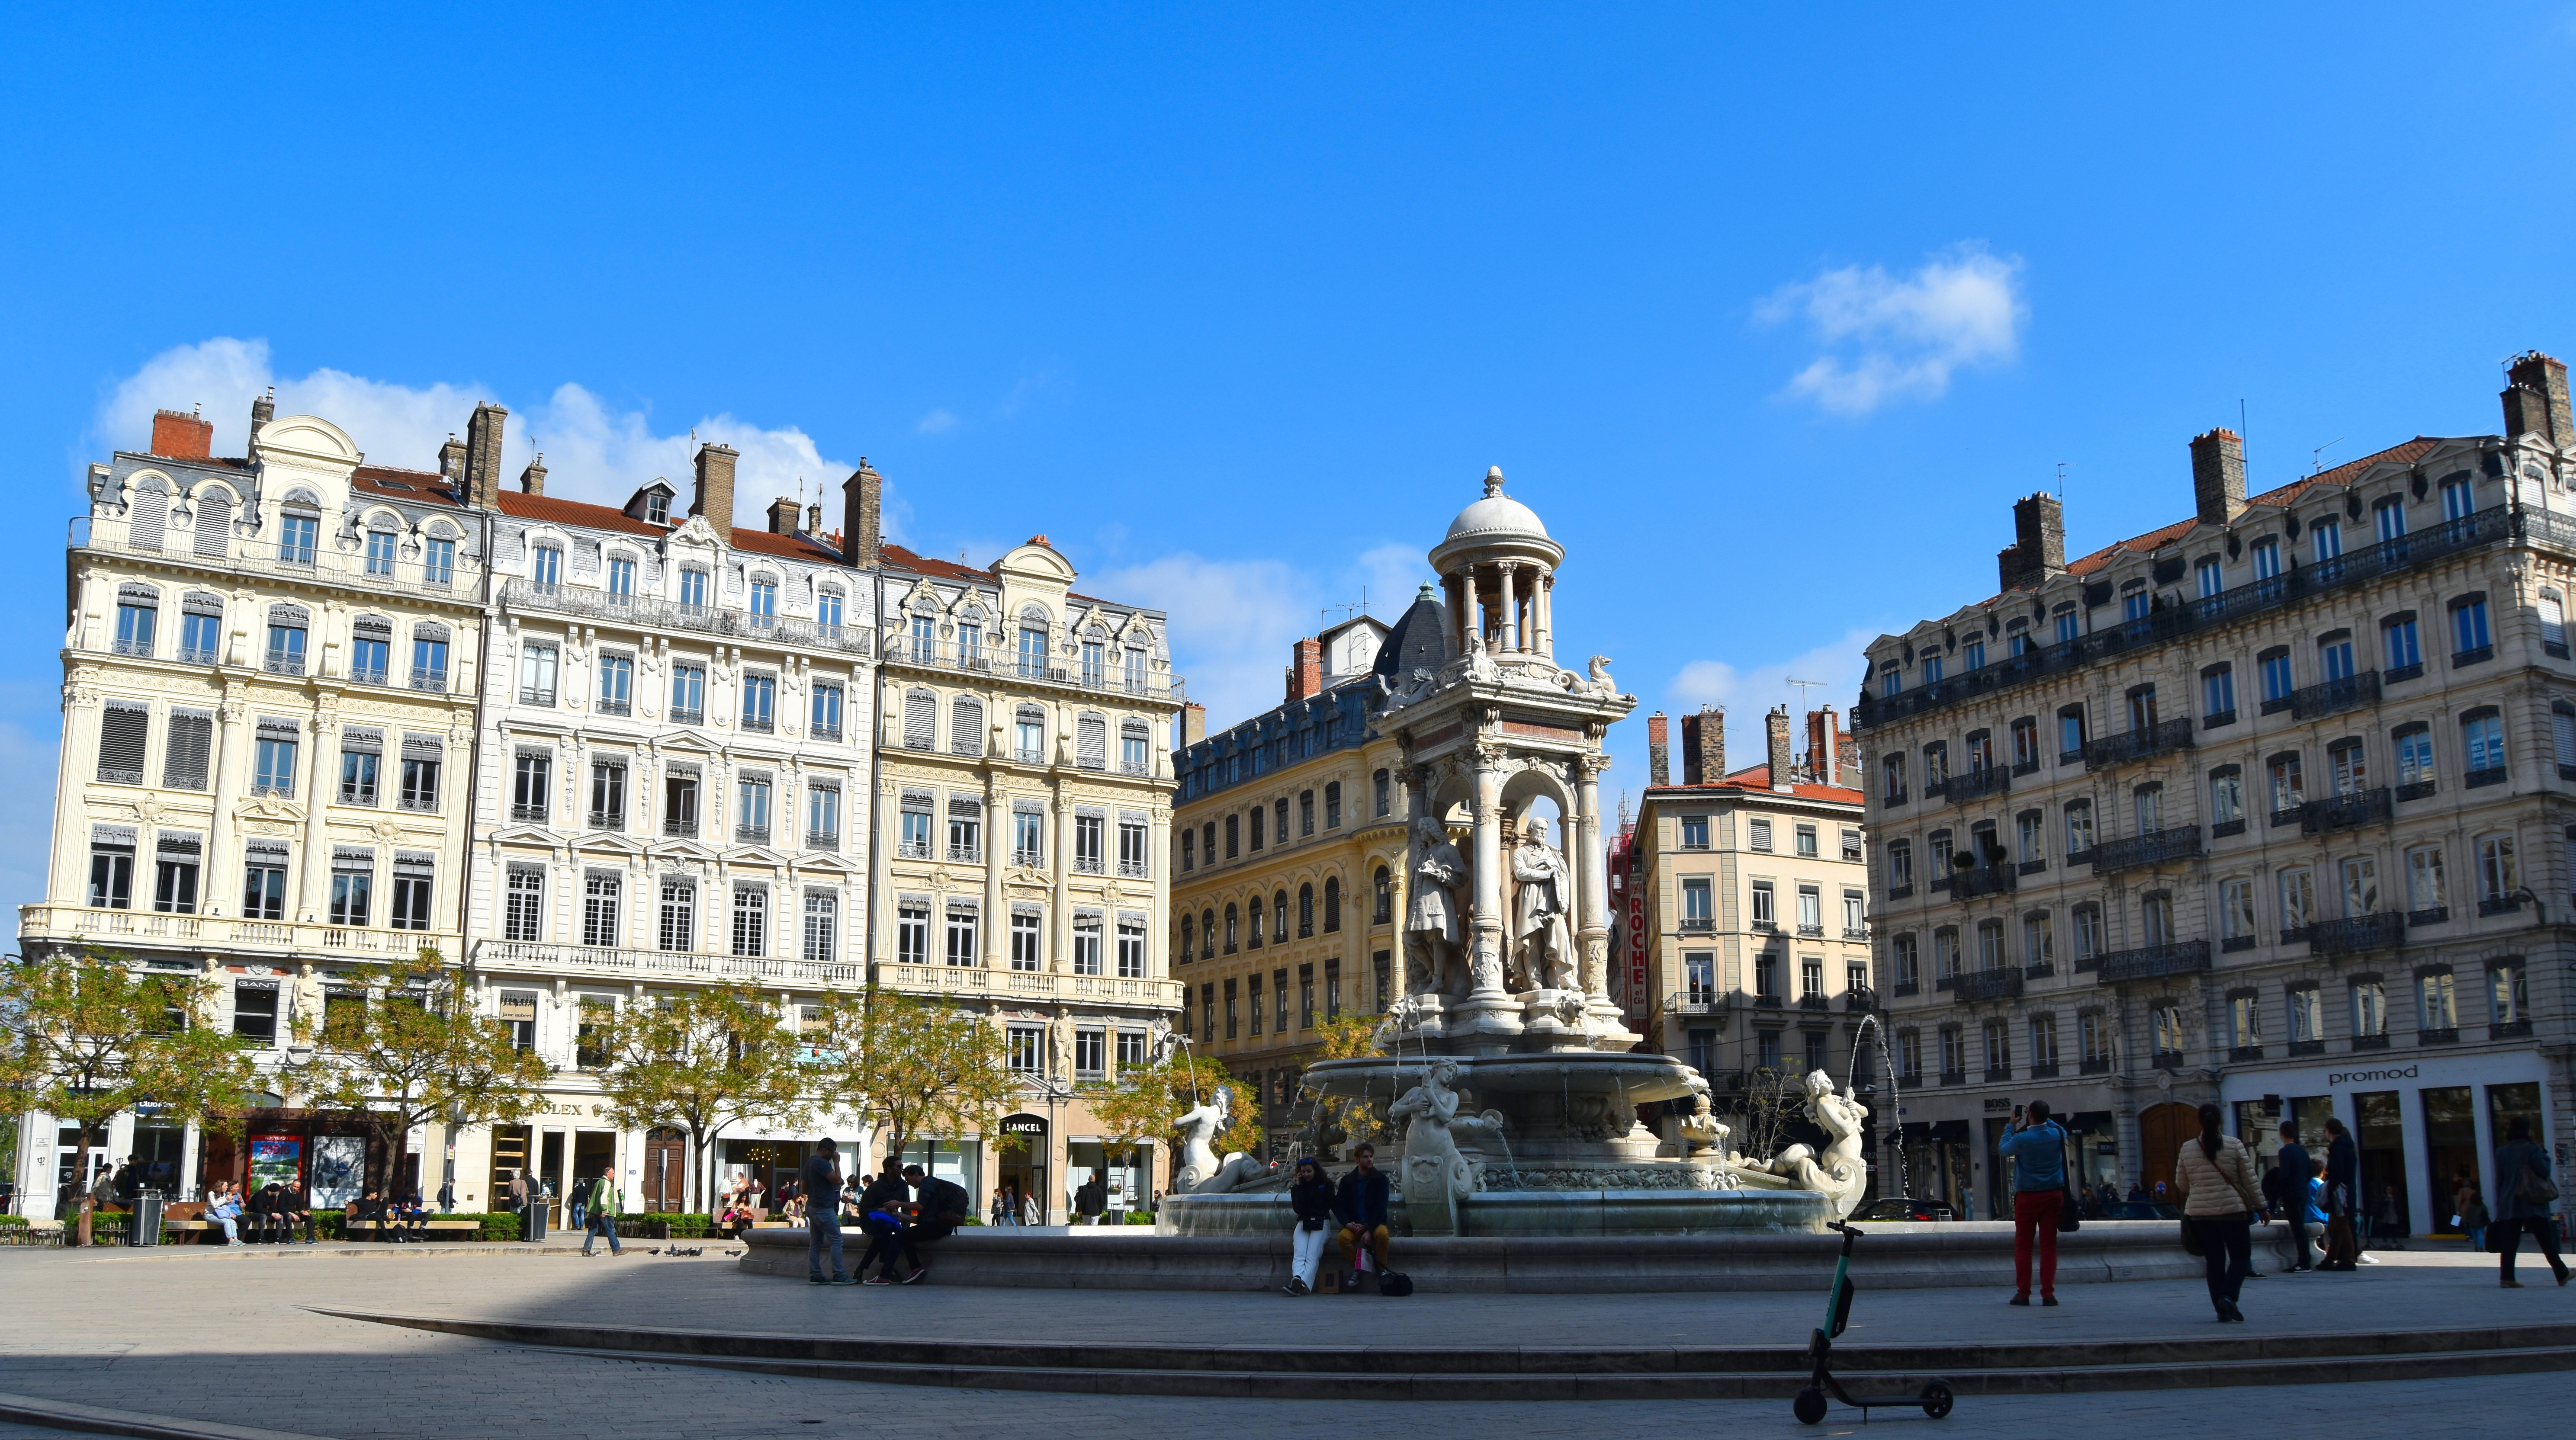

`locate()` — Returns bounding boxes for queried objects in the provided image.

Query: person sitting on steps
[1332,1145,1394,1290]
[899,1165,970,1284]
[1282,1157,1336,1296]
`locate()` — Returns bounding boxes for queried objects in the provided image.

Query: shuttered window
[1076,712,1107,770]
[130,480,168,550]
[97,702,149,784]
[163,709,213,791]
[950,696,983,757]
[193,495,231,557]
[903,688,936,750]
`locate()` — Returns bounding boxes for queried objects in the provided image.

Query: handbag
[2180,1215,2204,1257]
[2518,1158,2561,1207]
[2057,1125,2081,1232]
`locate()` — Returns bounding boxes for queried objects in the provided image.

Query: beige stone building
[14,401,486,1216]
[867,537,1185,1220]
[1619,706,1872,1096]
[1857,353,2575,1233]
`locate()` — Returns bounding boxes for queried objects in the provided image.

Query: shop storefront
[2218,1052,2555,1239]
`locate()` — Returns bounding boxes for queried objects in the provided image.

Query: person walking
[2492,1116,2569,1288]
[990,1187,1009,1226]
[2458,1183,2490,1256]
[800,1139,848,1284]
[2320,1117,2360,1270]
[2173,1103,2263,1322]
[2275,1122,2314,1272]
[435,1178,455,1215]
[1996,1100,2070,1306]
[582,1167,626,1257]
[1282,1157,1336,1296]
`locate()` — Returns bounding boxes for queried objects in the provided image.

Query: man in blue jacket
[1996,1100,2069,1306]
[1333,1145,1394,1289]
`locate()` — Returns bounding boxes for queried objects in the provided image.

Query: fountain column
[1574,754,1636,1047]
[1497,563,1519,653]
[1447,737,1523,1049]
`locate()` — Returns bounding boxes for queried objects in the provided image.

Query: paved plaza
[0,1244,2572,1438]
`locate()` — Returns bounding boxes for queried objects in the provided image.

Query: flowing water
[1846,1013,1909,1201]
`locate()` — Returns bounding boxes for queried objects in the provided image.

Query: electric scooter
[1792,1220,1954,1425]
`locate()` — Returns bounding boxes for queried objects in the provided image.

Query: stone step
[327,1310,2576,1398]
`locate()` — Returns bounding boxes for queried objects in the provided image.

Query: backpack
[1378,1270,1414,1297]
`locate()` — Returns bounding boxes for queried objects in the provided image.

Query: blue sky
[4,5,2574,904]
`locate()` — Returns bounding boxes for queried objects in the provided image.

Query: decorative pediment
[233,795,307,825]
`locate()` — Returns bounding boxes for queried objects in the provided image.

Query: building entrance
[642,1129,686,1212]
[2137,1103,2198,1197]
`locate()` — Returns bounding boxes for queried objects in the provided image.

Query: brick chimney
[842,460,883,568]
[1766,706,1793,792]
[518,453,547,495]
[151,407,212,460]
[1806,707,1850,786]
[1285,637,1324,702]
[1647,712,1670,787]
[691,443,739,544]
[1680,706,1724,785]
[463,401,509,509]
[767,496,801,535]
[1995,492,2067,592]
[2190,428,2247,526]
[807,502,823,533]
[2503,351,2571,445]
[1181,702,1207,747]
[249,388,275,447]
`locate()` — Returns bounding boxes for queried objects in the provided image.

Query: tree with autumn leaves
[0,947,259,1243]
[588,981,812,1214]
[812,987,1018,1176]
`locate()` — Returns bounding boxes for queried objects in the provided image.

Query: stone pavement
[0,1245,2571,1438]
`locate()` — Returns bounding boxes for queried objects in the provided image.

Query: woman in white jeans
[1283,1158,1338,1296]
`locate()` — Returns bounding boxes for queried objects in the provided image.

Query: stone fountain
[1159,470,1863,1241]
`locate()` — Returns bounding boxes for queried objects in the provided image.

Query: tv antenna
[1786,677,1828,712]
[2311,438,2343,474]
[1320,586,1371,629]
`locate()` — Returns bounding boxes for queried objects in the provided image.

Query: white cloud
[1756,245,2025,414]
[1664,627,1876,730]
[94,338,876,536]
[1093,553,1312,730]
[915,408,957,436]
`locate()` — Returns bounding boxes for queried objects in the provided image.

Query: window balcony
[672,708,705,726]
[2028,1062,2061,1079]
[2301,789,2391,835]
[2024,959,2056,978]
[1882,788,1908,806]
[1752,993,1783,1009]
[812,724,842,741]
[1117,860,1151,879]
[1983,1066,2011,1083]
[510,803,547,822]
[1074,857,1107,875]
[1885,885,1913,901]
[894,839,931,859]
[1118,760,1150,777]
[1946,766,2011,805]
[2492,1019,2534,1040]
[1844,988,1878,1012]
[2081,717,2196,772]
[1843,925,1871,940]
[2080,1058,2113,1075]
[1796,922,1826,938]
[2351,1032,2391,1050]
[263,650,305,677]
[2479,894,2524,916]
[1668,993,1722,1017]
[587,811,624,832]
[2465,766,2508,790]
[1892,981,1920,998]
[1953,968,2024,1002]
[112,638,153,657]
[597,696,632,717]
[740,714,774,734]
[397,794,438,814]
[177,645,218,665]
[1678,916,1714,934]
[1952,866,2016,902]
[408,667,448,693]
[1010,848,1044,868]
[2094,939,2212,985]
[947,844,982,864]
[352,664,389,686]
[663,819,698,838]
[806,832,839,853]
[2202,709,2237,729]
[2306,912,2403,956]
[1798,994,1830,1011]
[1015,747,1047,765]
[735,823,770,844]
[2453,645,2494,667]
[2230,1045,2265,1063]
[1937,1070,1966,1087]
[2288,1039,2326,1057]
[2288,670,2379,722]
[2417,1026,2460,1046]
[2091,826,2203,876]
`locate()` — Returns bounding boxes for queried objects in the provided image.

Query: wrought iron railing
[2094,940,2212,984]
[2082,718,2196,772]
[2306,912,2404,956]
[2091,826,2203,875]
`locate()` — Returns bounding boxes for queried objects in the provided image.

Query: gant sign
[2325,1065,2419,1086]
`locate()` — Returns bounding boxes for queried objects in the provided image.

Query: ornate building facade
[1858,353,2576,1232]
[866,537,1185,1220]
[16,402,486,1213]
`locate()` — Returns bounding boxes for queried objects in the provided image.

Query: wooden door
[644,1129,685,1212]
[2138,1103,2198,1197]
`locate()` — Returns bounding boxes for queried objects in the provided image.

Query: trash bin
[522,1199,547,1242]
[129,1190,164,1247]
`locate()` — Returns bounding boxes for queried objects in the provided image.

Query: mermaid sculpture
[1725,1069,1869,1219]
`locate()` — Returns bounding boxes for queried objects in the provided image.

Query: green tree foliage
[590,981,806,1212]
[288,948,554,1194]
[813,988,1017,1177]
[0,947,258,1242]
[1081,1050,1258,1160]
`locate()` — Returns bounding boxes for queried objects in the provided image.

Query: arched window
[1273,889,1290,940]
[1323,876,1341,932]
[129,476,170,551]
[1298,883,1315,938]
[951,696,985,757]
[1248,897,1264,948]
[1373,866,1392,925]
[1201,908,1217,959]
[903,688,937,750]
[1224,903,1240,953]
[1373,768,1392,817]
[1180,913,1195,961]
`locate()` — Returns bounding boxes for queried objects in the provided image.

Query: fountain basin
[1157,1188,1829,1238]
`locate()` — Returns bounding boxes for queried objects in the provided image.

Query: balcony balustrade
[2094,940,2213,985]
[1953,968,2024,1002]
[2303,789,2392,835]
[2306,912,2405,956]
[2091,826,2203,876]
[2082,718,2196,772]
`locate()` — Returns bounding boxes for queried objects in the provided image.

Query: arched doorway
[642,1128,686,1212]
[2138,1103,2199,1197]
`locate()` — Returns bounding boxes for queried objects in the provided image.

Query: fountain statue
[1158,468,1852,1241]
[1173,1086,1274,1195]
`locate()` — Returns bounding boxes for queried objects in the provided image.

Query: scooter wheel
[1920,1380,1954,1418]
[1792,1387,1828,1425]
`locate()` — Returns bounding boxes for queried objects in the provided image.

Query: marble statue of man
[1404,816,1471,999]
[1510,818,1577,992]
[292,963,327,1039]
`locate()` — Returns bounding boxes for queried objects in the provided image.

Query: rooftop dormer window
[607,556,635,600]
[279,513,318,568]
[646,490,670,524]
[679,568,708,611]
[749,578,777,629]
[532,543,563,591]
